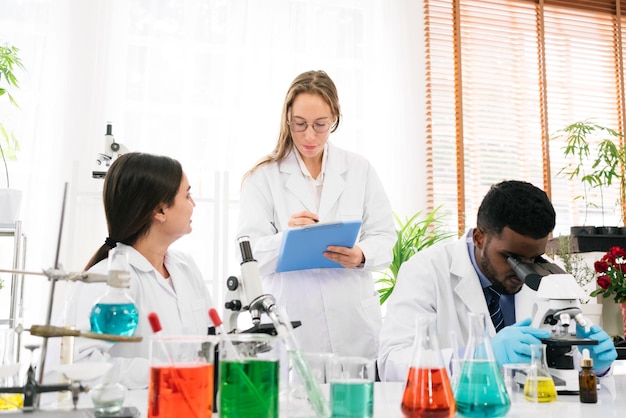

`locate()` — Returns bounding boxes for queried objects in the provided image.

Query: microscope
[223,236,300,335]
[92,123,129,179]
[213,237,327,414]
[508,256,598,394]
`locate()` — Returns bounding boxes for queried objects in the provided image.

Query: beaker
[148,335,217,418]
[329,355,375,418]
[454,313,510,417]
[286,351,332,417]
[401,314,455,418]
[218,333,280,418]
[523,344,557,403]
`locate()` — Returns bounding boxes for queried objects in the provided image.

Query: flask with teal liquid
[90,247,139,336]
[454,313,510,417]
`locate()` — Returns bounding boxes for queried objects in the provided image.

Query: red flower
[594,260,609,273]
[609,246,626,259]
[597,275,611,290]
[590,246,626,303]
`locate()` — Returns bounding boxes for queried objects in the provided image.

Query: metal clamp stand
[0,267,140,412]
[1,361,87,411]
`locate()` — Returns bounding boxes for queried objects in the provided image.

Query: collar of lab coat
[280,142,347,220]
[450,231,497,334]
[115,242,189,275]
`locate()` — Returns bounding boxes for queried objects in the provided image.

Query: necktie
[486,287,505,332]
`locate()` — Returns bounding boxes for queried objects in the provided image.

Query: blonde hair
[243,70,341,180]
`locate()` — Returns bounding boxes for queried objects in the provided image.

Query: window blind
[425,0,625,235]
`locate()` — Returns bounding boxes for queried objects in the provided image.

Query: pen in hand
[288,210,320,227]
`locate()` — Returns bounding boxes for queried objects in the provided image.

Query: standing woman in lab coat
[60,152,215,388]
[236,70,396,358]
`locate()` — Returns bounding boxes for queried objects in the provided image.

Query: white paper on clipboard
[275,220,362,273]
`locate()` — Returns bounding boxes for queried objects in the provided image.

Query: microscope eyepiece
[238,236,255,263]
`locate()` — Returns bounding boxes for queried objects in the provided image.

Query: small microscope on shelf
[508,256,598,394]
[92,123,129,179]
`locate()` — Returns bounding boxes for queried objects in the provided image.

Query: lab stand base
[1,407,140,417]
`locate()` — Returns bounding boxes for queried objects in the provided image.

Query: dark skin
[473,226,549,295]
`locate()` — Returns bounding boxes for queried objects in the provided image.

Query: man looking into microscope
[377,180,617,381]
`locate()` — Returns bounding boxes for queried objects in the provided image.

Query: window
[425,0,625,235]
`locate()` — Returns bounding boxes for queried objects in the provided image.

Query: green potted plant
[376,207,455,305]
[0,44,25,224]
[553,120,626,233]
[547,235,595,299]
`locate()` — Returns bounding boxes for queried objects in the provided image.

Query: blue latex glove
[491,318,551,366]
[576,323,617,371]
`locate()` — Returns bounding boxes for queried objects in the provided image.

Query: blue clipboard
[275,220,363,273]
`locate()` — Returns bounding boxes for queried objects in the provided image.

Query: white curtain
[0,0,426,335]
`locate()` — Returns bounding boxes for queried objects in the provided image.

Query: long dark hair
[85,152,182,269]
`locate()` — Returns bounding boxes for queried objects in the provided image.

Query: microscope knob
[225,300,242,311]
[226,276,239,291]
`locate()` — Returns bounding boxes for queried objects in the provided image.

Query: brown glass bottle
[579,351,597,404]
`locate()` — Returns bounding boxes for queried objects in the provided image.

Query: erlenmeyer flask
[454,313,510,417]
[401,314,456,418]
[90,248,139,336]
[523,344,557,402]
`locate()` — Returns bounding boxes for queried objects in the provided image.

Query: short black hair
[476,180,555,239]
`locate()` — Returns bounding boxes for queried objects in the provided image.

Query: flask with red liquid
[401,314,456,418]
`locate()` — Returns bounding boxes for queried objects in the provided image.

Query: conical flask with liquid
[401,314,456,418]
[523,344,557,402]
[90,247,139,336]
[454,313,510,417]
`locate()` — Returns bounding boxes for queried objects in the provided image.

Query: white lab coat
[378,231,535,382]
[55,243,215,388]
[236,143,396,359]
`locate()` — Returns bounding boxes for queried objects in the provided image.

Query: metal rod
[38,182,69,387]
[0,268,46,276]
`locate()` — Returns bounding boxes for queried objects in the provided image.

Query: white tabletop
[9,360,626,417]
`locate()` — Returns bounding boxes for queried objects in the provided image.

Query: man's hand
[491,318,551,366]
[576,323,617,371]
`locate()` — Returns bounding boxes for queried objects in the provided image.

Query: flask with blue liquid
[454,312,510,417]
[90,247,139,336]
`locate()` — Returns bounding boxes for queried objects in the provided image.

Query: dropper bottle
[579,348,597,403]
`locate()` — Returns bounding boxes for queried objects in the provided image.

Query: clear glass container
[523,344,557,403]
[89,248,139,336]
[454,313,510,417]
[401,313,456,417]
[90,381,127,416]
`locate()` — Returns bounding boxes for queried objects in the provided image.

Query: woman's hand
[324,245,364,268]
[288,210,319,227]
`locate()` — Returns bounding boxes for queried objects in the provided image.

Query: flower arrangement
[590,246,626,303]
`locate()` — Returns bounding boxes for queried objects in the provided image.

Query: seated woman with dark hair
[60,152,215,388]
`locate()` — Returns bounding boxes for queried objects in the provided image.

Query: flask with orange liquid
[401,314,456,418]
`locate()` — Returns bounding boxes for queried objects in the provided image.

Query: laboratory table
[7,360,626,417]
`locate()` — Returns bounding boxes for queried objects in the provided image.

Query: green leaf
[376,207,455,305]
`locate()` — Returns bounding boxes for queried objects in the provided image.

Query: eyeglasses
[287,119,337,133]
